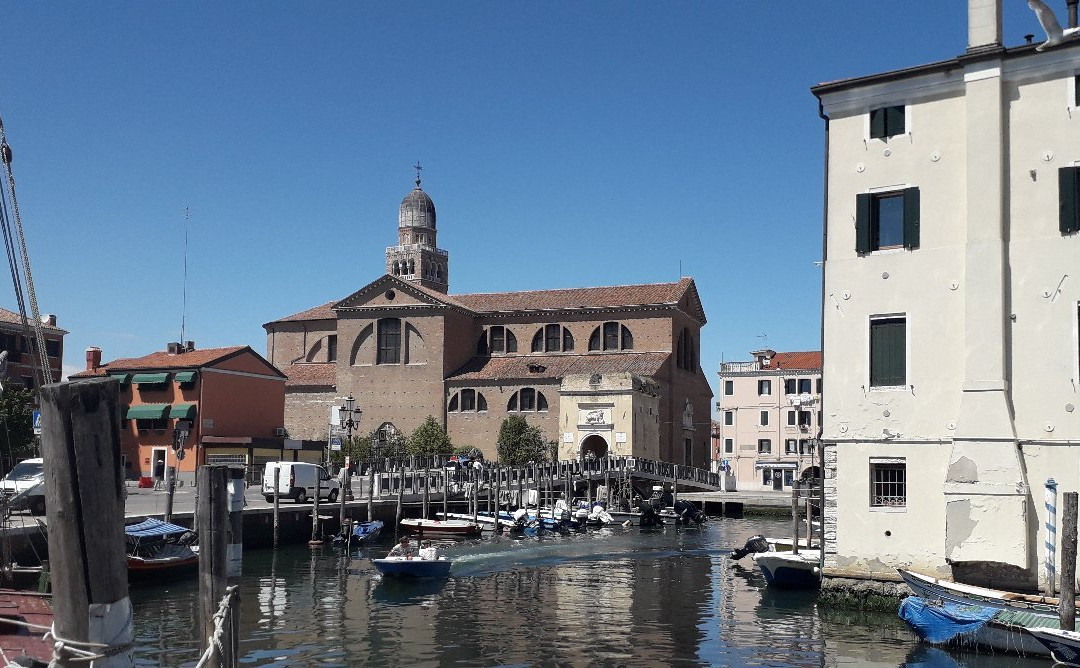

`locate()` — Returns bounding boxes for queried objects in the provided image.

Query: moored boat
[351,520,384,543]
[898,568,1066,615]
[751,551,822,588]
[400,518,481,536]
[1023,626,1080,665]
[125,518,198,581]
[372,556,452,578]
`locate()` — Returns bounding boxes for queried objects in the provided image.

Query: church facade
[263,176,713,467]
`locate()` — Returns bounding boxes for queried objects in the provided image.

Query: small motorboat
[751,551,822,588]
[400,518,481,537]
[372,556,453,578]
[125,518,198,581]
[351,520,384,543]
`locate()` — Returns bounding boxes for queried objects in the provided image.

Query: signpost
[32,410,41,435]
[166,419,192,523]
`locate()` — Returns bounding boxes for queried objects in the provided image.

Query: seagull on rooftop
[1028,0,1080,51]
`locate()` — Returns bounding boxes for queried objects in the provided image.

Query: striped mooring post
[1046,478,1059,595]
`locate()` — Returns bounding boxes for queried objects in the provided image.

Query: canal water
[129,516,1045,666]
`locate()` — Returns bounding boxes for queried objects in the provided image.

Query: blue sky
[0,2,1052,394]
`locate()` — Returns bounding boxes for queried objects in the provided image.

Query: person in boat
[418,540,439,560]
[387,536,413,558]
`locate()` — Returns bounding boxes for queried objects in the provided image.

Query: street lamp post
[337,395,361,530]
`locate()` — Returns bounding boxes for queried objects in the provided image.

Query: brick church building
[263,175,713,467]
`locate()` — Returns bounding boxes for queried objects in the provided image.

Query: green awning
[131,372,169,386]
[108,373,130,386]
[125,404,171,420]
[174,371,197,384]
[171,403,197,419]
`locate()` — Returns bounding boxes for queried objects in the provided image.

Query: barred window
[870,460,906,507]
[377,318,401,364]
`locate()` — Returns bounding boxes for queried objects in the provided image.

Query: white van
[0,458,46,515]
[262,461,339,504]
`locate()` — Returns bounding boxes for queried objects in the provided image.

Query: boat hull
[400,519,480,536]
[898,568,1063,615]
[1025,627,1080,665]
[352,520,384,542]
[372,557,452,578]
[752,552,821,588]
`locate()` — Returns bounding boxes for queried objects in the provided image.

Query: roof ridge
[451,277,693,299]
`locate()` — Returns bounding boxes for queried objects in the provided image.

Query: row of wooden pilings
[40,377,240,667]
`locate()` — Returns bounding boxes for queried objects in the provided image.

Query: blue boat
[351,520,384,543]
[372,557,452,578]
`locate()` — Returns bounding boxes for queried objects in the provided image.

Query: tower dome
[399,178,436,229]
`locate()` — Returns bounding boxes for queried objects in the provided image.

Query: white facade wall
[816,35,1080,588]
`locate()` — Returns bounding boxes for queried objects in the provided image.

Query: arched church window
[448,389,487,413]
[588,322,634,351]
[531,325,573,353]
[507,388,548,412]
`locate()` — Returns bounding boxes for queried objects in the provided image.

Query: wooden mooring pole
[442,466,448,520]
[310,470,322,544]
[423,461,430,519]
[791,482,801,555]
[1060,491,1077,630]
[198,464,237,668]
[41,378,134,667]
[395,467,405,527]
[273,467,281,549]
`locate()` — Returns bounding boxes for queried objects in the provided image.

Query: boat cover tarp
[125,518,190,538]
[898,596,998,644]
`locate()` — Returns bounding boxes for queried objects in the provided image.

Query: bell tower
[385,163,449,293]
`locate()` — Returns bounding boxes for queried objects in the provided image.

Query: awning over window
[171,403,197,419]
[108,373,130,386]
[131,372,169,386]
[174,371,197,384]
[126,404,171,420]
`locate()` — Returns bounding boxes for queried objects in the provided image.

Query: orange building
[74,343,318,482]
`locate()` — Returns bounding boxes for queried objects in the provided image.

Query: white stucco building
[813,0,1080,590]
[715,349,822,491]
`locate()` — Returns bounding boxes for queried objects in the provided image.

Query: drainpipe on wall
[816,97,830,570]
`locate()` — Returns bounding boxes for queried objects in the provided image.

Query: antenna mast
[180,207,189,344]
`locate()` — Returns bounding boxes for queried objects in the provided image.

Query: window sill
[868,384,909,393]
[869,505,907,513]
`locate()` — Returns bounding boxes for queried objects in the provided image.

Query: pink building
[715,349,821,491]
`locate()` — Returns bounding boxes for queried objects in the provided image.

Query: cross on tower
[413,161,423,187]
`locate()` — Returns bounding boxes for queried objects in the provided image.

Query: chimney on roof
[41,314,56,327]
[967,0,1002,53]
[185,340,195,352]
[85,346,101,371]
[1069,0,1078,29]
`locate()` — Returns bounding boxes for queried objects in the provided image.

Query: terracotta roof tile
[446,352,668,382]
[769,351,822,371]
[266,300,339,325]
[0,306,67,334]
[451,278,694,313]
[284,363,336,388]
[71,346,262,378]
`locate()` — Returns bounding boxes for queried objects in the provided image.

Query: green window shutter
[870,108,885,139]
[870,319,907,386]
[888,106,905,136]
[903,187,920,249]
[856,193,873,254]
[1061,167,1080,235]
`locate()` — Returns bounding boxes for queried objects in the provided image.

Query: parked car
[0,457,46,515]
[261,461,339,504]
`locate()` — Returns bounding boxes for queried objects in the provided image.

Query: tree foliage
[496,415,548,466]
[407,416,453,456]
[0,387,36,471]
[453,445,485,462]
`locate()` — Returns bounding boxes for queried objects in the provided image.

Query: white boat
[372,556,452,578]
[751,551,822,588]
[400,518,481,536]
[898,568,1065,615]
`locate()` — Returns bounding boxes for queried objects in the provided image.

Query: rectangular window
[762,469,771,486]
[798,411,812,427]
[800,440,816,456]
[1075,75,1080,107]
[856,188,920,253]
[870,105,905,139]
[327,335,337,362]
[816,378,823,394]
[45,339,61,358]
[520,388,535,412]
[787,411,796,426]
[724,438,733,454]
[783,470,794,487]
[724,380,734,395]
[546,324,561,352]
[136,418,168,431]
[798,378,812,394]
[724,411,734,426]
[377,318,401,365]
[870,317,907,387]
[603,322,619,350]
[1062,166,1080,235]
[757,439,772,454]
[758,379,771,396]
[784,379,796,395]
[461,389,476,412]
[490,327,504,353]
[870,460,907,507]
[785,439,798,454]
[759,410,769,426]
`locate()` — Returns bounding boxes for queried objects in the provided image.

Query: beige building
[813,0,1080,589]
[263,176,713,466]
[715,350,822,491]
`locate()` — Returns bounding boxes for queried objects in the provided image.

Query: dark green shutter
[1061,167,1080,235]
[870,108,885,139]
[856,193,872,254]
[888,106,905,136]
[903,187,920,249]
[870,319,906,386]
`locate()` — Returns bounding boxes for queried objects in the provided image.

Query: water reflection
[128,519,1049,666]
